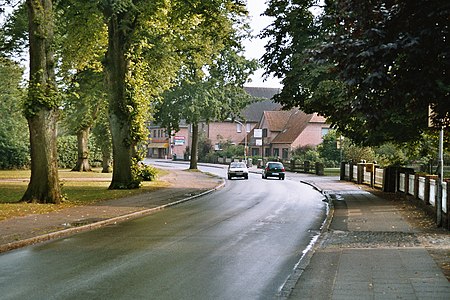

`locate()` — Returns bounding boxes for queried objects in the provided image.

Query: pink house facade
[146,87,330,160]
[248,109,330,159]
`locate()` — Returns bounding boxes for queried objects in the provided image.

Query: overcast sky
[244,1,282,88]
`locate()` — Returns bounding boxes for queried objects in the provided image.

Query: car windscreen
[268,163,283,169]
[230,162,246,168]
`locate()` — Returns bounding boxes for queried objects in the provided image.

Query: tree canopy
[262,0,450,146]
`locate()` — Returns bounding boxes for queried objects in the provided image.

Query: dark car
[227,161,249,180]
[262,162,285,180]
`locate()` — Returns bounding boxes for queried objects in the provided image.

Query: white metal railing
[429,179,436,206]
[399,173,405,192]
[363,171,371,184]
[443,182,448,213]
[352,165,358,182]
[408,174,415,195]
[375,169,383,187]
[418,177,425,200]
[341,163,449,222]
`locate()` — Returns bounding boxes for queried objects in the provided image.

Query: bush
[57,135,78,168]
[0,134,30,169]
[133,162,158,182]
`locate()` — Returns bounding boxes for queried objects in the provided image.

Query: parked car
[262,161,285,180]
[227,162,249,180]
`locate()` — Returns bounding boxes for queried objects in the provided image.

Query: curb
[277,180,335,298]
[0,178,226,254]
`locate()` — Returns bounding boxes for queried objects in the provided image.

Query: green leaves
[263,0,450,146]
[0,57,29,169]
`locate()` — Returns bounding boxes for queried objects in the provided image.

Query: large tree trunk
[189,123,199,170]
[101,146,112,173]
[72,127,92,172]
[21,0,61,204]
[104,13,136,189]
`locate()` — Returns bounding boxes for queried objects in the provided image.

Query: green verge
[0,168,169,221]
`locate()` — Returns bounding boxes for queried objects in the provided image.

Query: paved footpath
[288,177,450,300]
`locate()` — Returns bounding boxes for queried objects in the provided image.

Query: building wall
[207,121,255,148]
[171,127,190,159]
[292,123,330,149]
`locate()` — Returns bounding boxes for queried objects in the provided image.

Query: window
[264,148,271,157]
[246,123,251,133]
[321,127,330,137]
[262,128,268,137]
[273,148,280,158]
[282,148,289,159]
[236,123,242,133]
[251,148,260,156]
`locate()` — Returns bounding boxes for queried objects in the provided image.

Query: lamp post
[233,119,247,163]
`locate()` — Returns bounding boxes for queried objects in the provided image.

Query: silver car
[227,162,249,180]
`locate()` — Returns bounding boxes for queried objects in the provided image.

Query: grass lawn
[0,168,168,221]
[324,168,340,176]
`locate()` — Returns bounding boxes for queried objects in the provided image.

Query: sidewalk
[288,177,450,299]
[0,169,224,253]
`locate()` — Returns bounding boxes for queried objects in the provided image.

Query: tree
[62,70,107,172]
[21,0,62,203]
[0,57,29,169]
[100,0,252,185]
[55,0,108,172]
[156,47,258,169]
[317,130,341,166]
[262,0,450,146]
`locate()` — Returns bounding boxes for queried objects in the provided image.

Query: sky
[244,1,282,88]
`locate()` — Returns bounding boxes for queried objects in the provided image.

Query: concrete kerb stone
[0,177,226,254]
[276,180,335,299]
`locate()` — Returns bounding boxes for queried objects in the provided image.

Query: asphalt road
[0,162,327,300]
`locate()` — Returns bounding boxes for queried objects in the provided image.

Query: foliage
[291,145,316,161]
[0,57,29,169]
[262,0,450,145]
[343,144,376,164]
[317,131,341,167]
[373,143,408,167]
[197,135,213,162]
[0,1,28,57]
[56,135,77,169]
[155,4,257,169]
[133,163,158,182]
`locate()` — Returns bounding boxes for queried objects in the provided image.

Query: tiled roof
[264,111,291,131]
[244,87,280,99]
[271,109,314,144]
[242,100,282,122]
[240,87,282,122]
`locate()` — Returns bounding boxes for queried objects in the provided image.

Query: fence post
[304,160,310,173]
[404,172,409,195]
[424,176,431,205]
[357,163,364,184]
[349,162,354,181]
[414,174,420,200]
[315,162,324,176]
[340,161,346,180]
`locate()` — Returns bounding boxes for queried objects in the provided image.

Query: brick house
[146,87,280,159]
[248,108,330,160]
[146,87,329,160]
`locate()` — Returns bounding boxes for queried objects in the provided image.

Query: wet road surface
[0,162,326,299]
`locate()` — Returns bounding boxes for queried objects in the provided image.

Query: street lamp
[233,119,247,163]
